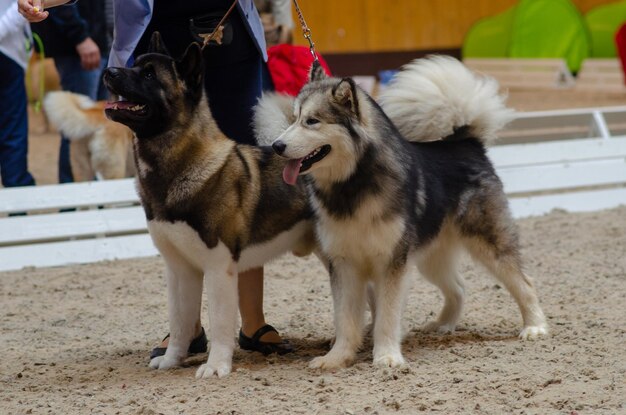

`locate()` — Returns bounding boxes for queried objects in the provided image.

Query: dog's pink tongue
[283,158,304,186]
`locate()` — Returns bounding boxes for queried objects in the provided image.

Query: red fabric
[617,24,626,85]
[266,44,332,96]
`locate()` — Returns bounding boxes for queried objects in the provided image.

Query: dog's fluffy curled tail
[43,91,103,140]
[379,56,515,145]
[253,92,295,146]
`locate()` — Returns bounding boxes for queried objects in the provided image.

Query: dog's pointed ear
[176,43,204,90]
[332,78,359,116]
[148,31,170,56]
[308,60,328,82]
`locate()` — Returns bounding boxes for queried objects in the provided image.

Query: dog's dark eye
[143,69,155,80]
[305,118,320,126]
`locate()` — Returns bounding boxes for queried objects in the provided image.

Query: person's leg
[53,56,103,183]
[95,57,110,101]
[0,53,35,188]
[261,59,275,92]
[204,54,264,146]
[238,268,281,343]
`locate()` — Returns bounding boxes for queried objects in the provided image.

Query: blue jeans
[54,56,108,183]
[0,52,35,188]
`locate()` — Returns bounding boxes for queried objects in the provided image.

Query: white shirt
[0,0,32,69]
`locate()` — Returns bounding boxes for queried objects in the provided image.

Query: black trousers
[135,6,271,146]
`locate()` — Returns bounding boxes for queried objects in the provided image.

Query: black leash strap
[200,0,239,50]
[200,0,319,62]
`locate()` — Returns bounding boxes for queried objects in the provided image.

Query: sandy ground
[1,206,625,414]
[0,89,625,414]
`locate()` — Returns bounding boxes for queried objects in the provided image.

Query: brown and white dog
[102,33,316,378]
[43,91,135,181]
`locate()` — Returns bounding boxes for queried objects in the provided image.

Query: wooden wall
[292,0,619,53]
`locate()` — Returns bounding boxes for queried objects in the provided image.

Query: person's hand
[18,0,49,22]
[76,37,101,70]
[18,0,74,22]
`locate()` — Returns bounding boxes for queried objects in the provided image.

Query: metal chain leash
[292,0,318,61]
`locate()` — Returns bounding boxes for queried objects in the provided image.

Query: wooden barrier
[0,180,155,271]
[575,58,626,92]
[464,58,575,90]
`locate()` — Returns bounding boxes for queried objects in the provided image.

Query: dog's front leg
[150,253,203,370]
[196,258,238,379]
[310,260,366,370]
[372,268,411,368]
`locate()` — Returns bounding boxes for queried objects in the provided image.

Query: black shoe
[149,327,208,360]
[238,324,294,356]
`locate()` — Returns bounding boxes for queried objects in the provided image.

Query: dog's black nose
[104,67,121,79]
[272,140,286,155]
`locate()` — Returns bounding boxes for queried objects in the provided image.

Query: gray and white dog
[257,56,548,369]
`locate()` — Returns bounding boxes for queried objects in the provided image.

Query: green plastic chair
[509,0,591,73]
[462,7,515,58]
[585,0,626,57]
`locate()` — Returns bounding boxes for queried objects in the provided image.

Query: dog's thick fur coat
[43,91,135,181]
[263,56,548,369]
[103,33,315,378]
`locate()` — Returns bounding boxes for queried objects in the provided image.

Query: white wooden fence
[490,106,626,218]
[1,106,625,271]
[0,180,156,271]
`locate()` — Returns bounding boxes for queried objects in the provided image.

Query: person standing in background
[0,0,36,189]
[30,0,113,183]
[254,0,293,47]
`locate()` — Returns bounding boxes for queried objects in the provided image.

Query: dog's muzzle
[103,67,122,81]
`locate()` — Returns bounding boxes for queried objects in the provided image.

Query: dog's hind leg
[456,188,548,339]
[466,239,547,339]
[196,248,239,379]
[149,248,203,370]
[91,130,128,180]
[70,140,95,182]
[310,261,367,370]
[417,237,465,334]
[461,216,548,340]
[371,268,411,367]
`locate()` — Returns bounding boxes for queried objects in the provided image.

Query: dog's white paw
[422,321,456,334]
[373,351,405,368]
[195,361,232,379]
[309,352,352,370]
[149,355,181,370]
[519,325,549,340]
